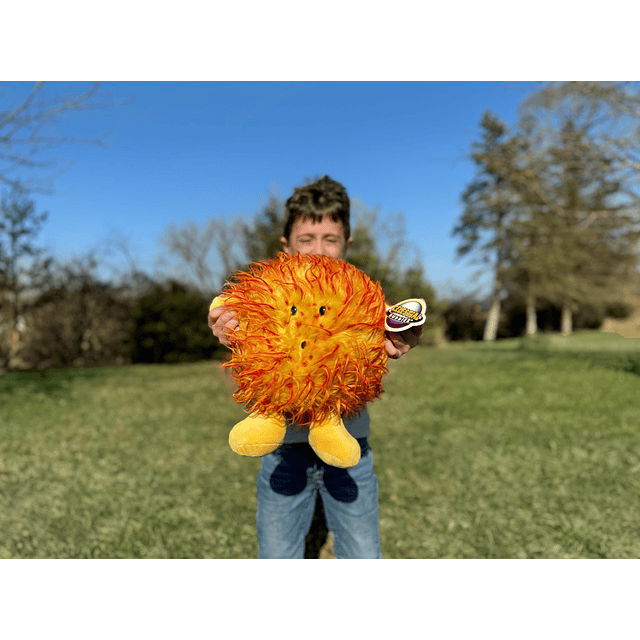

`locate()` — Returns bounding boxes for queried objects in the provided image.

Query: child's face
[280,216,352,260]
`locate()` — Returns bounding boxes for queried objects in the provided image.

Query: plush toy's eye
[301,341,306,349]
[291,306,297,315]
[319,306,326,316]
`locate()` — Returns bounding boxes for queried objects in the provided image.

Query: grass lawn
[2,332,640,558]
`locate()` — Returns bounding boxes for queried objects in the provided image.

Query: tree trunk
[1,289,21,371]
[561,303,573,336]
[483,295,501,341]
[525,292,538,335]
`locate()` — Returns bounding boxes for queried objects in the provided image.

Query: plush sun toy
[211,252,389,468]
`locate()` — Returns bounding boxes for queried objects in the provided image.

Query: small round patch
[385,298,427,332]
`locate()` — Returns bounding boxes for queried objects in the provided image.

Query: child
[209,175,421,558]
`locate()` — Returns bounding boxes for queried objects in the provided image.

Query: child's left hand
[385,325,422,359]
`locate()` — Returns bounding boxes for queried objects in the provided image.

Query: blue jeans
[256,438,382,559]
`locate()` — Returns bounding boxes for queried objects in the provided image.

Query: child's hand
[385,325,422,359]
[208,302,239,347]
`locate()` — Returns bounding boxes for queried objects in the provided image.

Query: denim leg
[320,441,382,559]
[256,445,319,559]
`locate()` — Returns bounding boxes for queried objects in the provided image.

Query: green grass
[2,332,640,558]
[1,363,261,558]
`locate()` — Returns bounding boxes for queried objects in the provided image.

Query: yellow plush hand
[209,295,238,346]
[210,295,226,311]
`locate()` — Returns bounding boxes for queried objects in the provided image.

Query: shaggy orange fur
[219,252,388,428]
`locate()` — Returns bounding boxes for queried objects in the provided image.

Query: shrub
[129,280,223,364]
[21,282,132,369]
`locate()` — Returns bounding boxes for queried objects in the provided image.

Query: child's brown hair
[283,175,351,241]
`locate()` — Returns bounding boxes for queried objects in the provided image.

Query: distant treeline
[453,81,640,340]
[443,294,634,343]
[2,186,638,371]
[1,193,444,371]
[4,80,640,370]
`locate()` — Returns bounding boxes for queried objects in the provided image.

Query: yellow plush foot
[308,413,361,468]
[229,412,287,457]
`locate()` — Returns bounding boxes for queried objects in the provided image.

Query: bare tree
[241,195,286,263]
[21,252,132,370]
[0,190,53,369]
[0,81,129,193]
[158,217,244,296]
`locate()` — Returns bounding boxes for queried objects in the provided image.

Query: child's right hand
[208,297,239,347]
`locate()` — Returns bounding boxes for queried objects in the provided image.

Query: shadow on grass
[467,333,640,376]
[521,348,640,375]
[1,358,226,399]
[0,367,117,398]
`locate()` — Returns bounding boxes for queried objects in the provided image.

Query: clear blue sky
[9,81,538,298]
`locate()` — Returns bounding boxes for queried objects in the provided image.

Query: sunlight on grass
[372,342,640,558]
[1,363,260,558]
[2,337,640,558]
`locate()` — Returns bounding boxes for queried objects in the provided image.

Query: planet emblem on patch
[385,298,427,332]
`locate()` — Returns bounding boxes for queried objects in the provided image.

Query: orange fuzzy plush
[211,252,388,468]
